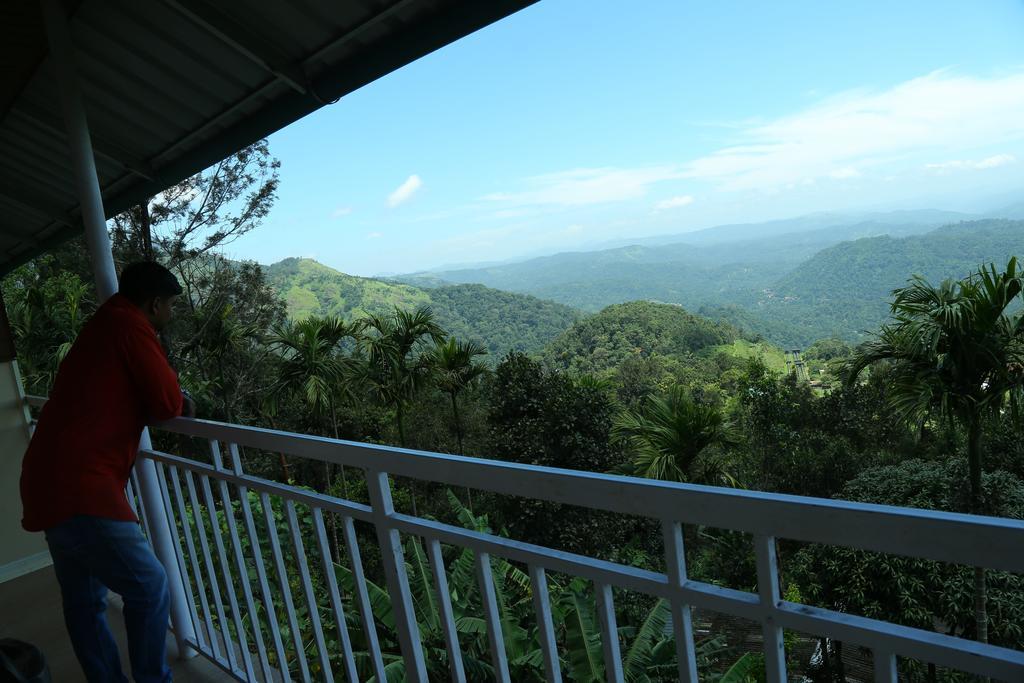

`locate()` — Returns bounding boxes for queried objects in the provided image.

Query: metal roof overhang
[0,0,537,275]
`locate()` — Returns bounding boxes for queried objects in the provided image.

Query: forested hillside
[266,257,579,357]
[543,301,739,374]
[425,284,580,356]
[755,219,1024,346]
[540,301,790,408]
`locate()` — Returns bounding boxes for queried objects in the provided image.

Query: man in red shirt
[21,261,195,683]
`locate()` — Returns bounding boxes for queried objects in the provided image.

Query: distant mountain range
[393,210,1023,346]
[589,208,977,250]
[394,210,980,315]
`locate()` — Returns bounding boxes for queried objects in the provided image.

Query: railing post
[755,534,787,683]
[476,552,512,683]
[873,650,898,683]
[366,469,427,681]
[595,581,624,683]
[662,521,698,683]
[40,0,196,658]
[529,565,562,683]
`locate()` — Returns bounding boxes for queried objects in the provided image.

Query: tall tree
[487,353,639,560]
[613,386,736,484]
[110,140,280,268]
[430,337,488,454]
[846,258,1024,644]
[174,259,283,423]
[359,306,446,447]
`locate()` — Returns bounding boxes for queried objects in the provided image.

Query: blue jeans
[45,515,172,683]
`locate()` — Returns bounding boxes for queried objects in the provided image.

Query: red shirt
[20,294,183,532]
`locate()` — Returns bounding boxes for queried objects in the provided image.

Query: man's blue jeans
[45,515,172,683]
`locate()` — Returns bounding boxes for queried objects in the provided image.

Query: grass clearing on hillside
[713,339,788,374]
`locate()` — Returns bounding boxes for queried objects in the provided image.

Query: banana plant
[330,491,743,682]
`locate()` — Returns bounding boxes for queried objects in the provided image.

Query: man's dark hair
[118,261,183,306]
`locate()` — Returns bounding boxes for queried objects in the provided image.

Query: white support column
[39,0,117,300]
[40,0,197,658]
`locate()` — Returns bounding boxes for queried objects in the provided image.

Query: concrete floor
[0,565,227,682]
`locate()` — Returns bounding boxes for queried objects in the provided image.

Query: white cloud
[925,154,1016,172]
[828,167,861,179]
[483,166,685,207]
[331,206,352,218]
[684,70,1024,190]
[565,224,584,235]
[366,232,383,239]
[388,175,422,207]
[654,195,695,210]
[975,154,1017,169]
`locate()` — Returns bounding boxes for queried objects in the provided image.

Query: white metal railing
[24,395,1024,682]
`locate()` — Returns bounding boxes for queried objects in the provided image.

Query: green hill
[265,258,579,358]
[267,257,432,319]
[754,219,1024,346]
[542,300,742,375]
[540,301,790,404]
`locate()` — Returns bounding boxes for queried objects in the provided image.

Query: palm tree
[612,386,737,484]
[269,315,361,559]
[431,337,488,454]
[359,306,446,447]
[430,337,488,511]
[846,258,1024,644]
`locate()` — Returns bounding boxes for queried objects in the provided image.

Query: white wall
[0,361,49,582]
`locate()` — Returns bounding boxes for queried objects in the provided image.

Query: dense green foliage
[425,284,580,357]
[542,301,786,411]
[485,352,641,559]
[543,301,739,374]
[267,257,579,358]
[792,459,1024,681]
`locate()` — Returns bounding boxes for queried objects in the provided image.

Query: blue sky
[225,0,1024,276]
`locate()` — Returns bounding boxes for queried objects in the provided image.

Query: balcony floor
[0,564,224,682]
